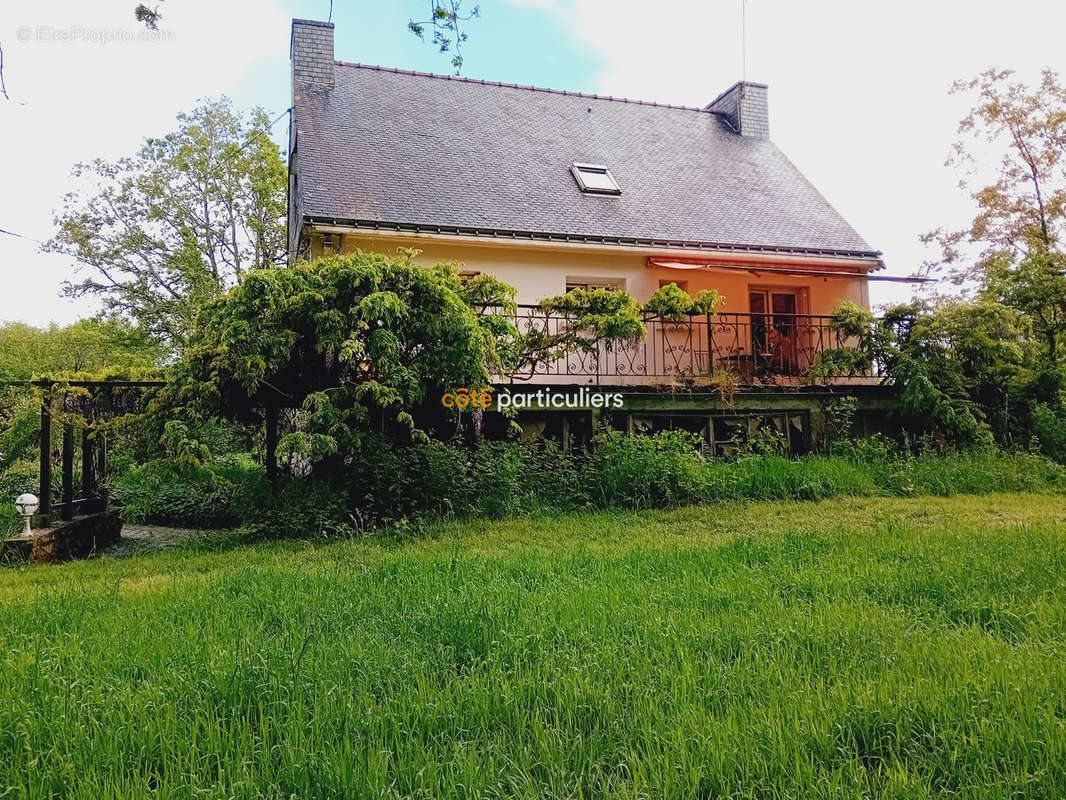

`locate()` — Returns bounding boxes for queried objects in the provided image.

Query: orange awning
[649,259,932,283]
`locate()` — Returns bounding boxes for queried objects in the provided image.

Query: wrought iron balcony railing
[501,305,880,385]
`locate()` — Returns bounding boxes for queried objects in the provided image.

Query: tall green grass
[1,494,1065,797]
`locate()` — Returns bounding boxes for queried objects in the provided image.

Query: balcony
[500,305,880,387]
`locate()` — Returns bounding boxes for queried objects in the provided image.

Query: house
[287,18,908,451]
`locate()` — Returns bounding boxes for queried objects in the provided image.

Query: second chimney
[291,18,335,87]
[707,81,769,138]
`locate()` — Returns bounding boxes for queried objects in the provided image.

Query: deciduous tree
[923,68,1066,363]
[45,99,286,348]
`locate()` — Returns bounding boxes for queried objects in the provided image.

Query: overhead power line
[237,107,292,154]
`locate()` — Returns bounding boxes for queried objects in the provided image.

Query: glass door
[749,289,799,375]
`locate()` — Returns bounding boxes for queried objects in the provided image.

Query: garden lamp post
[14,493,39,538]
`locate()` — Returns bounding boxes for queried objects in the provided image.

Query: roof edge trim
[331,61,719,113]
[302,216,886,268]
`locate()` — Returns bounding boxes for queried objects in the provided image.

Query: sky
[1,0,1065,326]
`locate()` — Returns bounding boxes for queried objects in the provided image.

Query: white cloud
[5,0,1064,325]
[0,0,288,325]
[509,0,1066,306]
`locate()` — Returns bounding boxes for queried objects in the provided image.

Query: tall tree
[0,318,163,382]
[45,99,287,348]
[923,68,1066,362]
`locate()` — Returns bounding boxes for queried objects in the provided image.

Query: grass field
[2,493,1066,798]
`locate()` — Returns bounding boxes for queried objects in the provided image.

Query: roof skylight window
[571,163,621,195]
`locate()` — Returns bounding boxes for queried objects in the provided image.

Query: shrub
[0,459,41,536]
[0,458,39,500]
[643,283,724,320]
[106,431,1066,537]
[111,457,268,528]
[0,399,40,470]
[1031,403,1066,463]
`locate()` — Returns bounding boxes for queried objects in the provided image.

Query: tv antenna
[740,0,748,85]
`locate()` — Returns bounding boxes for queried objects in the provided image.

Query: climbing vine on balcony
[810,300,992,445]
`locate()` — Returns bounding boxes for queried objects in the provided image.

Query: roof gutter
[302,216,887,270]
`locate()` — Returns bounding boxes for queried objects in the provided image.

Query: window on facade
[570,163,621,195]
[565,278,624,293]
[458,270,481,283]
[320,232,342,254]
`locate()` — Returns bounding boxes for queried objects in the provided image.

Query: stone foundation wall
[2,510,123,565]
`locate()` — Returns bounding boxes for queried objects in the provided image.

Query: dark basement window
[570,162,621,195]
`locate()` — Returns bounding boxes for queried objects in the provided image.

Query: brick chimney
[291,19,335,87]
[707,81,769,138]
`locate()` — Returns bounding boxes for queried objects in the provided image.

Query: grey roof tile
[293,63,878,258]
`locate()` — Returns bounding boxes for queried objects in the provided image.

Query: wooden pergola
[25,380,166,525]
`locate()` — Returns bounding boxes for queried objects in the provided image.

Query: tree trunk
[265,406,279,490]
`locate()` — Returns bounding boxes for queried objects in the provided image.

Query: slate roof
[292,63,880,260]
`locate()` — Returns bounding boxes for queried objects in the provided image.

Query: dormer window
[571,163,621,195]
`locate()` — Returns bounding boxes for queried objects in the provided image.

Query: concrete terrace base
[484,383,909,454]
[2,509,123,565]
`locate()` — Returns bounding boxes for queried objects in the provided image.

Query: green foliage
[0,459,39,535]
[46,98,287,346]
[807,300,877,381]
[829,432,896,465]
[0,318,163,381]
[501,287,644,380]
[806,348,873,381]
[735,425,789,458]
[708,367,740,405]
[407,1,481,73]
[816,300,994,445]
[1031,403,1066,461]
[691,288,727,314]
[823,396,859,447]
[884,448,1066,496]
[908,71,1066,448]
[118,432,1066,533]
[338,436,582,531]
[160,421,212,470]
[643,282,693,320]
[916,70,1066,446]
[890,353,992,446]
[643,283,725,320]
[829,299,875,340]
[537,288,645,348]
[0,322,165,528]
[985,247,1066,363]
[110,455,268,528]
[163,254,645,467]
[582,429,710,509]
[167,251,512,459]
[0,398,39,471]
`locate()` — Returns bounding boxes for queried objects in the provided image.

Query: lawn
[2,494,1066,798]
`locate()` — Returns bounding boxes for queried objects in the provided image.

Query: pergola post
[61,424,74,522]
[96,433,108,503]
[38,401,52,526]
[82,427,95,497]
